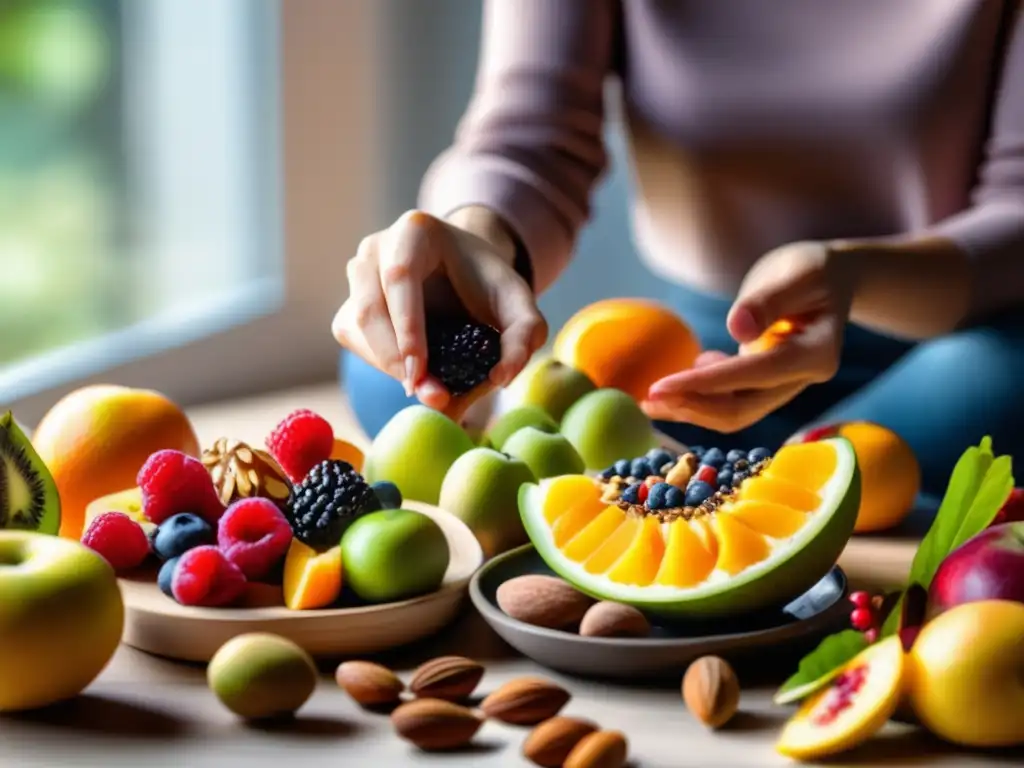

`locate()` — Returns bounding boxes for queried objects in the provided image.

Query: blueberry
[646,449,674,473]
[688,445,706,457]
[647,482,673,510]
[600,466,617,480]
[158,556,179,598]
[630,458,653,479]
[371,480,403,510]
[726,449,747,464]
[153,513,214,560]
[732,471,749,486]
[664,485,685,508]
[717,469,733,488]
[621,483,642,505]
[700,447,726,469]
[684,480,716,506]
[614,459,632,477]
[748,447,772,464]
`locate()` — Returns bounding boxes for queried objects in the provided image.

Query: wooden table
[3,383,1019,767]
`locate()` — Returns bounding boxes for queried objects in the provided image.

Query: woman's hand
[641,241,858,432]
[332,209,548,417]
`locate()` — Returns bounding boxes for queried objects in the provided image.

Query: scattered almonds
[409,655,484,702]
[481,676,571,725]
[564,729,629,768]
[579,601,651,638]
[496,574,595,630]
[682,655,740,729]
[335,660,405,707]
[522,716,599,767]
[390,698,484,751]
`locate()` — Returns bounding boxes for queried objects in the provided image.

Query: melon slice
[519,437,860,618]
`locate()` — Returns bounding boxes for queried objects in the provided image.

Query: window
[3,0,379,423]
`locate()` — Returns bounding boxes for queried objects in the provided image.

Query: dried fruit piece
[564,730,629,768]
[409,656,484,702]
[682,656,740,729]
[480,677,571,725]
[496,574,595,630]
[390,698,483,751]
[202,438,292,510]
[522,716,599,767]
[579,601,651,638]
[335,660,405,707]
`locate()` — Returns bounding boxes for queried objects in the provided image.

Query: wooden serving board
[119,501,484,663]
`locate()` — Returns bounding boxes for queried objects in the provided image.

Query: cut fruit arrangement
[76,408,452,612]
[520,438,860,618]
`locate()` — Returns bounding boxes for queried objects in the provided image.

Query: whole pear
[502,427,585,479]
[484,405,559,450]
[438,447,536,557]
[363,405,474,504]
[560,388,656,470]
[505,355,596,421]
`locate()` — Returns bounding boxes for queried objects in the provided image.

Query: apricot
[552,298,701,403]
[282,539,343,610]
[32,385,200,539]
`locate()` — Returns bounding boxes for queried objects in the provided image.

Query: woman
[334,0,1024,497]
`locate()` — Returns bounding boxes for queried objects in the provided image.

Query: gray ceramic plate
[470,544,851,680]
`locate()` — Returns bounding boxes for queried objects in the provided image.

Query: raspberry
[217,498,293,580]
[171,545,246,607]
[266,409,335,483]
[81,512,151,572]
[138,450,226,526]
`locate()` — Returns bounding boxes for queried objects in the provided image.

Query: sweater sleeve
[417,0,617,294]
[930,6,1024,314]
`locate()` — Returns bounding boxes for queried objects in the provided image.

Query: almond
[390,698,483,751]
[682,655,740,729]
[335,660,405,707]
[579,601,651,638]
[522,716,599,767]
[480,677,571,725]
[409,656,484,701]
[564,730,628,768]
[496,575,594,630]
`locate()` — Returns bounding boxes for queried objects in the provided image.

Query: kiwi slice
[0,411,61,535]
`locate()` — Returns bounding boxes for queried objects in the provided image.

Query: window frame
[6,0,382,426]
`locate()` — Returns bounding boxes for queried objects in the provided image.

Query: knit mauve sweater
[419,0,1024,304]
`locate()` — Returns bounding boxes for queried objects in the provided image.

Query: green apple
[502,427,585,480]
[207,633,318,721]
[0,532,124,711]
[484,405,559,450]
[363,405,475,504]
[340,509,450,603]
[560,388,656,471]
[439,447,536,557]
[505,355,596,421]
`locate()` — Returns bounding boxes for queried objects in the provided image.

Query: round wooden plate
[119,501,484,662]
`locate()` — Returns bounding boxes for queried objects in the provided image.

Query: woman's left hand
[641,241,858,432]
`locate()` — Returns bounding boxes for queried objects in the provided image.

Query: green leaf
[951,454,1014,552]
[774,630,869,705]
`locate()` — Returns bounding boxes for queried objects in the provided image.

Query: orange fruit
[836,422,920,533]
[31,385,200,539]
[520,437,860,618]
[329,438,365,472]
[552,298,701,402]
[283,539,343,610]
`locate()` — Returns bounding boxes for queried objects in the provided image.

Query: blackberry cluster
[286,460,379,549]
[426,318,501,396]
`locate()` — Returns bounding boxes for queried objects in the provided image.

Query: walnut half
[201,437,292,510]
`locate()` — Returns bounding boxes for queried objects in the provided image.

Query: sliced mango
[584,516,640,574]
[721,500,808,539]
[563,506,626,562]
[739,475,821,512]
[608,515,665,586]
[542,475,604,524]
[765,441,837,491]
[283,539,343,610]
[655,519,717,588]
[713,513,770,575]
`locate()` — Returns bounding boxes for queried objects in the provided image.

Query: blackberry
[426,318,501,396]
[286,460,378,549]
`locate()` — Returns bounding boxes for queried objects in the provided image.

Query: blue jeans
[340,283,1024,499]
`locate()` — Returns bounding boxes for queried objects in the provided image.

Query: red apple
[927,522,1024,617]
[990,488,1024,527]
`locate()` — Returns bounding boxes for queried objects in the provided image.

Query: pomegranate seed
[695,465,718,486]
[638,484,650,503]
[849,591,872,609]
[850,608,874,631]
[864,628,879,644]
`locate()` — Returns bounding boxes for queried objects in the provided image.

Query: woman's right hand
[332,209,548,416]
